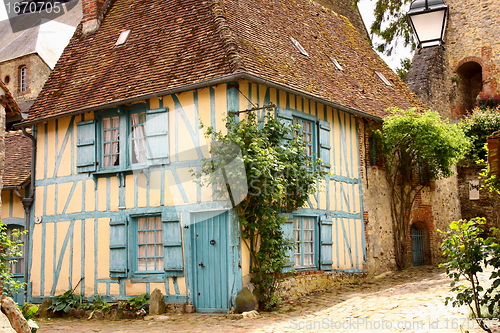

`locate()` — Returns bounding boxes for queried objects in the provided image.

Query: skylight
[329,57,343,71]
[115,30,131,47]
[290,37,309,57]
[375,71,393,86]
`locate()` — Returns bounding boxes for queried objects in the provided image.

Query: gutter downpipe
[20,126,36,303]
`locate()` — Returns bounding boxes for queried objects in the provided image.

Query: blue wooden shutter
[280,213,295,273]
[320,214,333,270]
[109,218,128,277]
[162,216,184,277]
[76,120,97,172]
[318,120,331,171]
[275,108,294,140]
[146,107,169,165]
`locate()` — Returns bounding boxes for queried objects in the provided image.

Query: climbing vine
[196,106,323,309]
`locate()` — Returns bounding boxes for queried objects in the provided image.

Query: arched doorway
[456,61,483,114]
[410,224,425,266]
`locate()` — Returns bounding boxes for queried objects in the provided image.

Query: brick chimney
[81,0,110,34]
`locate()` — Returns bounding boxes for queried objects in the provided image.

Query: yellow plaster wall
[55,116,73,177]
[84,179,95,212]
[56,182,73,215]
[45,184,56,216]
[45,121,56,178]
[34,187,43,217]
[1,190,26,220]
[30,223,42,296]
[35,124,45,181]
[65,181,83,214]
[83,219,96,296]
[43,222,54,295]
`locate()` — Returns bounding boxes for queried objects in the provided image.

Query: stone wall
[406,47,453,118]
[418,174,462,262]
[0,54,51,105]
[359,118,397,275]
[407,0,500,243]
[446,0,500,109]
[359,118,462,274]
[457,165,500,229]
[277,270,366,302]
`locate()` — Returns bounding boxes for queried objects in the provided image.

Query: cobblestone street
[36,266,491,333]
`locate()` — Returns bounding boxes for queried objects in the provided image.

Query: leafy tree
[196,105,323,309]
[439,218,500,333]
[353,0,414,56]
[0,222,27,298]
[460,106,500,164]
[396,57,412,82]
[377,108,470,269]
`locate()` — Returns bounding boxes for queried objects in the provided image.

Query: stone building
[0,0,82,126]
[407,0,500,229]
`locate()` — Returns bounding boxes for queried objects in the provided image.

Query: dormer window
[19,66,27,93]
[330,57,343,71]
[115,30,131,47]
[375,71,393,87]
[290,37,309,56]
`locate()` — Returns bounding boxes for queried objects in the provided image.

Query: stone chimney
[81,0,111,34]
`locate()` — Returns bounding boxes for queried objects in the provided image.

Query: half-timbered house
[18,0,422,311]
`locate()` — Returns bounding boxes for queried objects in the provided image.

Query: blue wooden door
[411,225,425,266]
[191,211,231,312]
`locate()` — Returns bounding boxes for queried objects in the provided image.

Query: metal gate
[190,211,231,312]
[411,225,425,266]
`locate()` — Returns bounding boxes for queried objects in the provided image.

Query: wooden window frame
[19,66,27,93]
[292,215,318,270]
[133,216,164,275]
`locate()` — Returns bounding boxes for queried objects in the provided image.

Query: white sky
[357,0,413,71]
[0,2,7,21]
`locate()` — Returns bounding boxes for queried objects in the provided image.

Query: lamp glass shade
[407,0,448,48]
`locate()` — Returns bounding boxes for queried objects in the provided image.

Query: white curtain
[131,113,147,164]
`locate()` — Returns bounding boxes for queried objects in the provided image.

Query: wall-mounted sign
[469,180,480,200]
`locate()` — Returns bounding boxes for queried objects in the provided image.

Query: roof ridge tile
[211,0,245,73]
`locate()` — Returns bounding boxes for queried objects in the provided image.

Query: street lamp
[407,0,449,49]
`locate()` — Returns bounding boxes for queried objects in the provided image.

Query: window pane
[102,116,120,167]
[138,258,146,271]
[136,216,163,272]
[130,112,147,165]
[156,258,164,270]
[293,217,316,268]
[147,217,155,230]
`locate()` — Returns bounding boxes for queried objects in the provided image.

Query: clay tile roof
[4,131,31,188]
[24,0,421,125]
[0,80,21,119]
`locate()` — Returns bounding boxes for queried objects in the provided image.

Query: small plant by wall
[0,222,27,297]
[439,217,500,333]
